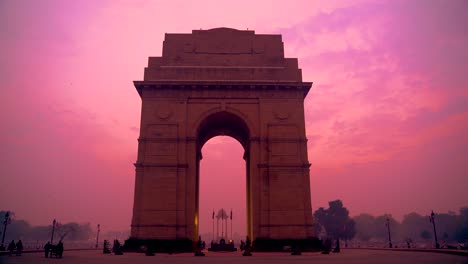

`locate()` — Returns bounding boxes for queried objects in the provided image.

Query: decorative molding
[131,224,187,228]
[274,110,290,120]
[134,162,189,168]
[134,81,312,98]
[257,163,311,168]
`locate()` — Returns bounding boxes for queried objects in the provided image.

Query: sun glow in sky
[1,0,467,235]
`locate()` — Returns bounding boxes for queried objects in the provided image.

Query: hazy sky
[1,0,467,236]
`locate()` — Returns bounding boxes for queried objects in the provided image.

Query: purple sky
[1,0,467,236]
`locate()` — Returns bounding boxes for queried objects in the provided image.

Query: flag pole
[230,209,233,241]
[212,209,214,242]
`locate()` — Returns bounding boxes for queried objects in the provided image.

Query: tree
[342,219,356,242]
[374,215,399,241]
[0,210,108,243]
[313,200,356,240]
[54,222,92,241]
[399,212,427,242]
[455,207,468,243]
[420,230,432,240]
[353,214,376,242]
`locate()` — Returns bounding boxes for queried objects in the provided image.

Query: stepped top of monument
[140,28,306,83]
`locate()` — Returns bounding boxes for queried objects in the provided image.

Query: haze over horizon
[1,0,467,237]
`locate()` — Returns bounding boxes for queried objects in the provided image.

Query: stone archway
[195,110,252,241]
[127,28,314,251]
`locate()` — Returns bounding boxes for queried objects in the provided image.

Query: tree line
[3,203,468,247]
[314,200,468,247]
[0,211,93,242]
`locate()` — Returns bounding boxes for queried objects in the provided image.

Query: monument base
[208,243,237,252]
[123,238,193,253]
[253,237,322,252]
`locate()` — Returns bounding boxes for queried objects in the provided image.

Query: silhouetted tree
[420,230,432,240]
[354,214,376,242]
[455,207,468,243]
[0,211,93,242]
[313,200,356,240]
[313,216,324,237]
[374,215,399,241]
[399,212,427,242]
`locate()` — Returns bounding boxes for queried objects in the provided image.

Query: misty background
[2,200,467,249]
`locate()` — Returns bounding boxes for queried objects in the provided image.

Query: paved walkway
[1,249,467,264]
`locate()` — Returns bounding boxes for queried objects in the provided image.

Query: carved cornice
[131,224,187,228]
[134,81,312,98]
[259,224,314,227]
[137,136,306,143]
[134,162,189,168]
[257,163,311,168]
[263,138,308,143]
[138,137,185,143]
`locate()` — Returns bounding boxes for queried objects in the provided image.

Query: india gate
[126,28,314,251]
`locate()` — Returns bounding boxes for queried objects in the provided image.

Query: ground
[1,250,467,264]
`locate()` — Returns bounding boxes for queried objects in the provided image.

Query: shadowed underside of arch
[126,28,315,252]
[197,111,250,156]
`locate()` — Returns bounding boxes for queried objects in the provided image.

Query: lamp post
[216,215,219,241]
[221,212,224,239]
[0,211,11,251]
[96,224,101,249]
[430,211,440,249]
[212,210,215,242]
[230,209,233,241]
[50,219,56,244]
[386,217,392,248]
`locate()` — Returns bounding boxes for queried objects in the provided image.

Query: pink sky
[1,0,467,236]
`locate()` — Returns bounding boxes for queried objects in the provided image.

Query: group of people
[44,241,64,258]
[4,239,64,258]
[7,240,23,256]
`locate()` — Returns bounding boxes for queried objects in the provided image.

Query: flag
[230,209,232,220]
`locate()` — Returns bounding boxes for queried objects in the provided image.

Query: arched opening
[195,111,251,244]
[199,136,246,244]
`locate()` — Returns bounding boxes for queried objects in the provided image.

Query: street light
[51,219,56,244]
[386,217,392,248]
[0,211,11,251]
[430,211,440,249]
[96,224,100,249]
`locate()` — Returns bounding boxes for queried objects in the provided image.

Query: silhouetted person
[7,240,15,256]
[322,239,332,254]
[15,240,23,256]
[243,236,252,256]
[103,240,111,254]
[240,240,245,251]
[197,236,202,249]
[56,241,64,258]
[113,240,123,255]
[333,239,340,253]
[145,244,155,256]
[291,240,301,255]
[195,236,205,256]
[44,242,52,258]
